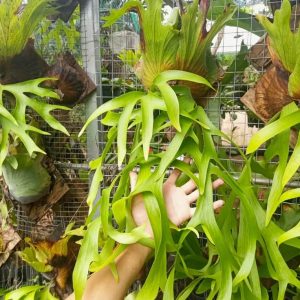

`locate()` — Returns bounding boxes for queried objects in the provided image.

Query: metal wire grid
[98,0,300,298]
[13,38,90,231]
[1,0,299,296]
[0,4,92,290]
[0,254,36,291]
[209,1,267,189]
[98,1,276,195]
[210,0,300,209]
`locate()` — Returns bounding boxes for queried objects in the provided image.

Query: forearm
[66,243,152,300]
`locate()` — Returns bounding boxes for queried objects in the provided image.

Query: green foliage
[2,154,51,204]
[72,218,102,300]
[73,1,300,299]
[4,285,58,300]
[0,78,70,171]
[257,0,298,73]
[118,49,141,68]
[75,76,300,299]
[257,0,300,98]
[0,0,55,59]
[220,42,249,86]
[209,0,264,36]
[76,85,300,299]
[34,7,81,63]
[18,236,71,273]
[247,108,300,155]
[277,204,300,231]
[102,0,235,95]
[80,70,212,167]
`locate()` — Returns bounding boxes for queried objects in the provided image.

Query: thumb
[129,171,138,191]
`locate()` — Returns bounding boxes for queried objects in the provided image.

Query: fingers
[182,176,223,194]
[166,168,181,185]
[186,189,199,204]
[213,199,225,210]
[181,177,197,194]
[182,176,223,195]
[189,200,225,218]
[212,178,224,190]
[129,171,138,191]
[166,157,191,185]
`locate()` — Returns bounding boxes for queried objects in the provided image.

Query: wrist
[117,243,153,281]
[127,242,153,258]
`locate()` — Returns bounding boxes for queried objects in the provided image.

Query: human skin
[66,167,224,300]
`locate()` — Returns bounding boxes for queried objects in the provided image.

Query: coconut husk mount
[241,4,300,123]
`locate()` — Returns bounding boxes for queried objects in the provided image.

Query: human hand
[130,164,224,237]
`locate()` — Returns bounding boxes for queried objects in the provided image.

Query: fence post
[80,0,102,210]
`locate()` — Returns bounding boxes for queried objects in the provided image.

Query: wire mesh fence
[0,3,90,292]
[98,0,300,298]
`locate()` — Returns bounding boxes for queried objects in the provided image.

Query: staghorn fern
[0,78,70,171]
[4,285,58,300]
[102,0,235,105]
[0,0,55,60]
[72,1,300,300]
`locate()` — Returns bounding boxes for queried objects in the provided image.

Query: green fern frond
[0,0,55,59]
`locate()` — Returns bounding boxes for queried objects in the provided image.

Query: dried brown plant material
[248,35,271,71]
[46,52,96,105]
[241,66,293,123]
[0,39,48,84]
[0,221,21,267]
[254,66,293,121]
